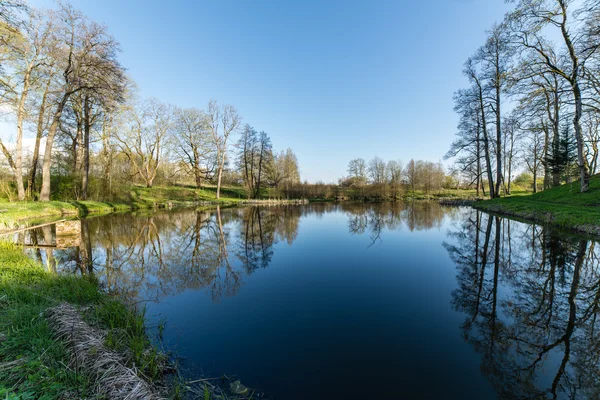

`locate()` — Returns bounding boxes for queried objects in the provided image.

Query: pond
[6,202,600,399]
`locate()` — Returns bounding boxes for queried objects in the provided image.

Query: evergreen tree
[546,125,577,185]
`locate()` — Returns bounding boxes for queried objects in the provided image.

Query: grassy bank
[0,242,171,399]
[474,175,600,236]
[0,184,252,231]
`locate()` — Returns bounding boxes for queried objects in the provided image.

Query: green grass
[0,242,168,399]
[0,185,256,231]
[474,175,600,235]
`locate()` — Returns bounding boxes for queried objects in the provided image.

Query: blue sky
[28,0,513,182]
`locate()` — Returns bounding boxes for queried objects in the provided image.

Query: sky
[20,0,514,183]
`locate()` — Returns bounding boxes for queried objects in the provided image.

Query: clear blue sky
[29,0,512,183]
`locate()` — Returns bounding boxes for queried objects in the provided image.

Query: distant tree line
[338,157,448,199]
[446,0,600,195]
[0,1,300,201]
[282,157,452,201]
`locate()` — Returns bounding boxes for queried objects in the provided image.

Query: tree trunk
[572,83,590,192]
[476,123,482,197]
[27,78,50,197]
[14,68,32,201]
[552,84,561,187]
[543,125,551,190]
[474,79,495,198]
[40,93,71,201]
[533,162,538,193]
[494,81,502,198]
[81,95,91,200]
[216,158,224,199]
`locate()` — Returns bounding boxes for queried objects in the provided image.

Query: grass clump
[0,242,169,399]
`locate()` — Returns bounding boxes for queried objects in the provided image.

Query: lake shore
[0,184,315,232]
[0,242,173,399]
[473,176,600,237]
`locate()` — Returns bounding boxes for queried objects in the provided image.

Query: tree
[347,158,367,187]
[387,160,403,198]
[174,107,215,188]
[237,124,258,197]
[116,98,173,188]
[207,100,241,200]
[0,9,53,200]
[405,159,418,193]
[464,59,496,197]
[583,110,600,175]
[477,24,512,197]
[446,87,485,196]
[368,156,386,184]
[39,4,123,201]
[521,124,545,192]
[506,0,600,192]
[502,115,521,195]
[253,131,272,198]
[266,149,300,198]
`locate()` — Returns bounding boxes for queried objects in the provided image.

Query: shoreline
[0,198,313,233]
[0,242,174,399]
[473,198,600,237]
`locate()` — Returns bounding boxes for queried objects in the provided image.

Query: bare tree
[368,156,386,184]
[347,158,367,186]
[464,58,496,197]
[207,100,241,199]
[506,0,600,192]
[39,4,123,200]
[446,87,486,196]
[173,107,215,188]
[0,9,54,199]
[116,98,173,188]
[387,160,403,198]
[477,24,512,197]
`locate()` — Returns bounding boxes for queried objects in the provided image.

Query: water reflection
[8,203,600,398]
[445,210,600,399]
[12,202,453,302]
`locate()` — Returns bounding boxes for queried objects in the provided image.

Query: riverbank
[0,185,314,231]
[0,185,242,231]
[474,175,600,236]
[0,242,172,399]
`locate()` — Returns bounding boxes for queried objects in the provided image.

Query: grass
[0,242,169,399]
[0,184,256,231]
[474,175,600,236]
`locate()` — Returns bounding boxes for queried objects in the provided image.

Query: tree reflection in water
[17,206,303,302]
[445,209,600,399]
[345,201,459,246]
[15,202,457,301]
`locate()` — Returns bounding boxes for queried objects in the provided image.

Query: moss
[0,242,170,399]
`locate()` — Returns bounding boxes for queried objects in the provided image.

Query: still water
[10,203,600,399]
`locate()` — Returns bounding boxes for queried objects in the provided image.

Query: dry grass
[46,303,165,400]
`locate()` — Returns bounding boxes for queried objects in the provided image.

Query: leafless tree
[207,100,241,200]
[39,4,123,200]
[173,106,215,188]
[116,98,173,188]
[506,0,600,192]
